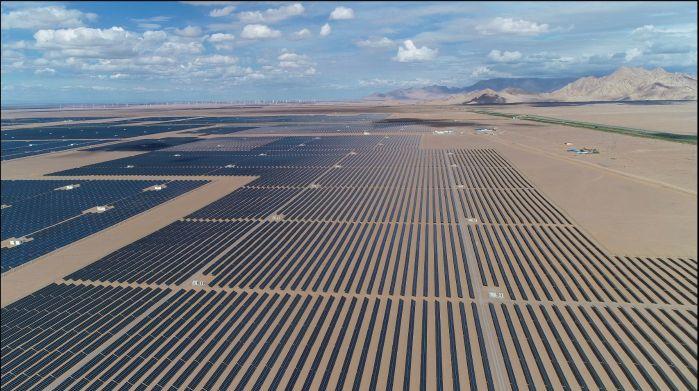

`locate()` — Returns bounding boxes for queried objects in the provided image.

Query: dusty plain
[1,101,696,391]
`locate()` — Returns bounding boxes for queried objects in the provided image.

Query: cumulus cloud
[476,17,549,35]
[488,49,522,62]
[320,23,332,37]
[1,5,97,30]
[393,40,437,62]
[630,24,696,59]
[35,67,56,75]
[278,52,309,68]
[19,22,319,86]
[34,27,142,58]
[208,33,235,42]
[290,28,311,40]
[208,33,235,50]
[269,51,316,76]
[238,3,304,24]
[193,54,238,65]
[2,40,31,50]
[240,24,281,39]
[329,6,355,20]
[356,37,395,49]
[210,5,236,17]
[471,65,496,77]
[625,48,643,62]
[8,23,286,85]
[174,25,202,37]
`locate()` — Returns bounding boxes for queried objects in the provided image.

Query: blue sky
[1,1,696,104]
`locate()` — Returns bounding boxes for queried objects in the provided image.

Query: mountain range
[367,67,697,104]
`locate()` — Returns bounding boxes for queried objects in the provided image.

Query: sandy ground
[413,108,697,257]
[490,101,698,135]
[1,104,696,391]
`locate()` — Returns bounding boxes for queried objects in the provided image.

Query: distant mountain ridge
[367,67,697,104]
[547,67,697,102]
[366,77,575,101]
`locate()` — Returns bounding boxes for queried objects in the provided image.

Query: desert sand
[1,102,696,391]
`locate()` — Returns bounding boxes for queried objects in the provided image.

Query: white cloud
[359,78,435,87]
[1,5,97,30]
[278,52,308,67]
[10,23,270,84]
[356,37,395,49]
[1,49,25,62]
[471,65,496,77]
[625,48,643,62]
[488,49,522,62]
[631,24,696,39]
[174,25,202,37]
[34,27,141,58]
[268,50,316,77]
[320,23,332,37]
[31,26,204,69]
[476,17,549,35]
[193,54,238,66]
[35,67,56,75]
[238,3,304,24]
[291,28,311,40]
[207,32,235,50]
[208,33,235,42]
[329,6,355,20]
[393,40,437,62]
[155,40,204,56]
[240,24,281,39]
[2,40,31,50]
[210,5,236,17]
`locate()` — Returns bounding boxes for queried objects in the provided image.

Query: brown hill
[547,67,697,101]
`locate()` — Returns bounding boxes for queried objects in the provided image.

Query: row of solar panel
[67,220,257,286]
[84,137,199,152]
[63,210,697,306]
[1,140,108,161]
[189,184,559,223]
[240,123,435,134]
[490,302,697,391]
[1,181,206,273]
[1,122,198,140]
[470,224,698,305]
[49,151,345,176]
[4,286,492,391]
[3,284,696,390]
[2,180,182,239]
[1,283,170,391]
[204,221,475,298]
[1,117,114,126]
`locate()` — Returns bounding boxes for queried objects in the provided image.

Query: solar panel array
[1,115,696,390]
[1,140,108,161]
[0,122,199,140]
[1,179,206,272]
[84,137,200,152]
[1,117,205,160]
[0,117,114,126]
